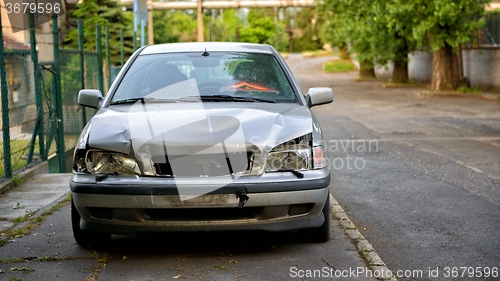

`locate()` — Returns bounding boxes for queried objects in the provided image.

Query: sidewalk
[0,173,71,232]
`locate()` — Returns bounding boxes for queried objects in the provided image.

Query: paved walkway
[0,173,72,232]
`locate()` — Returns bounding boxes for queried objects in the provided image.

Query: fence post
[0,11,12,178]
[78,19,86,127]
[96,24,104,93]
[52,14,65,172]
[105,26,111,89]
[28,12,45,162]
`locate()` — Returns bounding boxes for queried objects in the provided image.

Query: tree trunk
[431,43,461,91]
[392,58,408,83]
[340,42,349,60]
[391,35,409,83]
[359,59,375,79]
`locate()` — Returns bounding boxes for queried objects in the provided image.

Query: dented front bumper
[70,170,330,234]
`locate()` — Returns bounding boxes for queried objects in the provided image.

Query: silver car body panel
[87,102,313,174]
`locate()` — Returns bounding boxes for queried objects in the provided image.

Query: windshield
[111,52,298,103]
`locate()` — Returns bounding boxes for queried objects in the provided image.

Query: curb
[330,194,397,281]
[0,162,49,194]
[415,90,500,102]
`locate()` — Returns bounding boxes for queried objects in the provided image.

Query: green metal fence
[483,12,500,46]
[0,14,105,180]
[0,49,38,177]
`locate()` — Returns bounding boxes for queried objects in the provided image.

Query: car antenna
[202,48,210,57]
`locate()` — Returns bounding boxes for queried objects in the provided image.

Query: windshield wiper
[200,95,277,103]
[109,97,177,105]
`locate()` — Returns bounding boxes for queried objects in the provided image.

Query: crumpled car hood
[87,102,313,157]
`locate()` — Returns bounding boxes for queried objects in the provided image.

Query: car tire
[71,196,110,249]
[302,193,330,243]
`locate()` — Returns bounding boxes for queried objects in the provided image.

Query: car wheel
[71,196,110,249]
[303,193,330,243]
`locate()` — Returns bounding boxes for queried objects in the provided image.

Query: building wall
[408,51,432,83]
[374,51,432,83]
[462,48,500,91]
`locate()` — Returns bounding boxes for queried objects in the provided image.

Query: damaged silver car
[71,42,333,247]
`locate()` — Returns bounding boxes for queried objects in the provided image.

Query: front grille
[152,152,253,177]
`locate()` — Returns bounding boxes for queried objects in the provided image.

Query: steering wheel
[197,81,224,95]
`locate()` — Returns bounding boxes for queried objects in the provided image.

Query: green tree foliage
[409,0,489,90]
[207,9,244,42]
[287,8,323,52]
[153,10,198,43]
[320,0,381,78]
[152,10,178,44]
[240,9,288,51]
[320,0,490,87]
[240,10,275,44]
[63,0,134,66]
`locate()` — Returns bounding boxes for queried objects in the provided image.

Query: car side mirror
[305,87,333,108]
[78,89,103,109]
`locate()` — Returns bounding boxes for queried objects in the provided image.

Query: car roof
[140,42,274,56]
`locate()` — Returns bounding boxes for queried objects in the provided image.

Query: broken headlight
[74,150,141,175]
[265,134,312,172]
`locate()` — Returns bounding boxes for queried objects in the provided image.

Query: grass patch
[0,194,71,246]
[279,52,289,59]
[1,134,78,178]
[324,59,357,73]
[0,139,40,178]
[85,251,111,281]
[457,86,481,94]
[302,50,339,58]
[382,81,426,88]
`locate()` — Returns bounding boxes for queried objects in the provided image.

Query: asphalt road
[286,54,500,280]
[0,202,378,281]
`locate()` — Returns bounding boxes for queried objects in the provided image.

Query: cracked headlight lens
[265,145,311,171]
[85,151,141,175]
[265,134,312,172]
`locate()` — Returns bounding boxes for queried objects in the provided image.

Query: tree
[320,0,381,79]
[321,0,489,87]
[410,0,489,91]
[286,8,324,52]
[206,9,244,42]
[63,0,134,66]
[320,0,418,82]
[240,10,275,44]
[238,9,288,51]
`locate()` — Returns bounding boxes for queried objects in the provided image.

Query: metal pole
[197,0,204,42]
[133,30,138,50]
[52,14,65,172]
[105,26,111,89]
[96,24,104,93]
[0,11,12,178]
[78,19,86,127]
[148,0,154,45]
[120,28,124,66]
[140,20,145,47]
